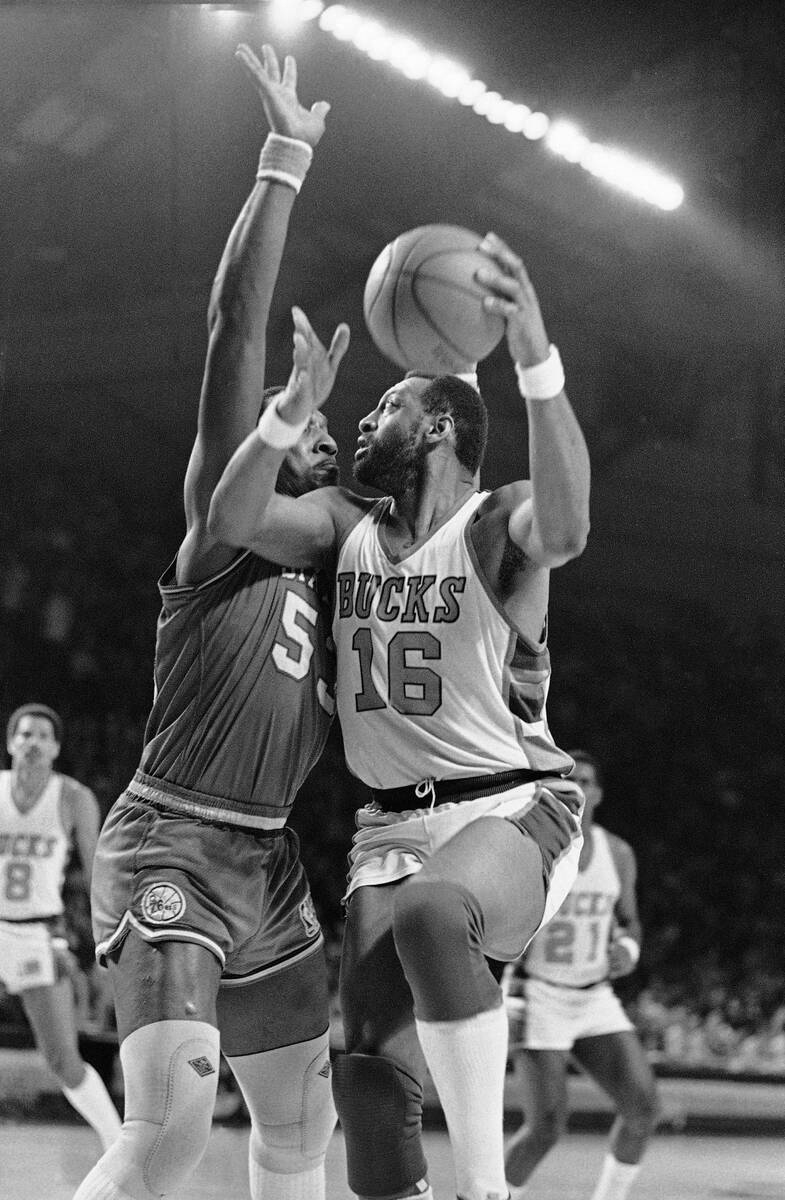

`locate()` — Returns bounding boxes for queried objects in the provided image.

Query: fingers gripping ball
[363,224,506,373]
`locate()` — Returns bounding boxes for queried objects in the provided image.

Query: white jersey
[524,824,620,987]
[0,771,69,920]
[333,490,573,789]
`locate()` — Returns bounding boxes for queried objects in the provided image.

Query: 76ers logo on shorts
[299,893,320,938]
[140,882,186,924]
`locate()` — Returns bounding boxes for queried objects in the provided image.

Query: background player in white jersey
[73,46,349,1200]
[208,234,590,1200]
[0,703,121,1155]
[503,750,659,1200]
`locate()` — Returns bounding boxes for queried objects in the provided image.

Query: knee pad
[99,1020,220,1199]
[393,880,499,1021]
[332,1052,427,1197]
[227,1030,336,1174]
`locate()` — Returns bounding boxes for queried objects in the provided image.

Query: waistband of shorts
[528,973,608,991]
[370,768,550,812]
[0,914,61,925]
[127,771,289,834]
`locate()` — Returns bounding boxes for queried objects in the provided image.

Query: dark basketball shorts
[91,793,322,982]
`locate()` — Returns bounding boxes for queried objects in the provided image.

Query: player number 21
[544,918,601,964]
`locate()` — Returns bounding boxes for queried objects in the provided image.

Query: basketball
[363,224,507,374]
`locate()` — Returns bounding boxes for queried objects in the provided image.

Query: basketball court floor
[2,1121,783,1200]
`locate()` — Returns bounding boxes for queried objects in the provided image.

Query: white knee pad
[227,1030,336,1175]
[99,1020,220,1199]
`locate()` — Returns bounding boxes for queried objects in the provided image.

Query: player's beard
[353,426,425,496]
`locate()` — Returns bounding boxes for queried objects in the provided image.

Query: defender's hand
[474,231,551,368]
[235,43,330,147]
[278,306,350,425]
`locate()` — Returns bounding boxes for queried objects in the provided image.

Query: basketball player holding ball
[210,227,591,1200]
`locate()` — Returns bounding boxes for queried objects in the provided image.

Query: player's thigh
[340,883,425,1075]
[573,1030,657,1114]
[217,942,331,1056]
[20,978,81,1068]
[416,815,545,959]
[107,930,222,1041]
[513,1049,570,1128]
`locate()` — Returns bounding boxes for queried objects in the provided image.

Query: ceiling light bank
[266,0,684,211]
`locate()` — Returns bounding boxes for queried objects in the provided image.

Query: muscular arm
[208,306,354,566]
[177,45,330,585]
[178,180,298,582]
[513,387,591,566]
[476,233,591,569]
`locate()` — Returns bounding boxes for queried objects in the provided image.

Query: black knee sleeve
[332,1053,427,1197]
[393,879,501,1021]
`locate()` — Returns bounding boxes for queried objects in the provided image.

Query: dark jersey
[129,550,335,831]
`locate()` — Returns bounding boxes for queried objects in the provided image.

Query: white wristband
[257,397,308,449]
[613,934,641,967]
[516,344,565,401]
[256,132,313,193]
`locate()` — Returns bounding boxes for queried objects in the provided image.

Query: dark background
[1,0,784,1061]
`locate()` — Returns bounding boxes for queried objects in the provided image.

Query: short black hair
[7,704,64,744]
[568,748,603,788]
[418,375,489,475]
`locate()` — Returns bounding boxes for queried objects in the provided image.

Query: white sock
[72,1160,136,1200]
[416,1005,508,1200]
[590,1155,641,1200]
[63,1062,123,1151]
[249,1160,325,1200]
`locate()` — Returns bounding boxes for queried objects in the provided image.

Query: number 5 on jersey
[273,590,335,715]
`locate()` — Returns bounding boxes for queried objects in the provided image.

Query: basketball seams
[363,224,505,370]
[391,233,438,365]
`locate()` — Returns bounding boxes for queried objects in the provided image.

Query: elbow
[567,515,591,559]
[539,516,590,567]
[206,497,246,547]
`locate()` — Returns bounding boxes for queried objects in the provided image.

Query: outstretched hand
[278,306,351,426]
[235,43,330,146]
[474,231,551,368]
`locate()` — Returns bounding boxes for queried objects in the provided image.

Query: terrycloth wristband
[614,934,641,967]
[456,367,479,390]
[257,397,308,449]
[516,344,565,401]
[256,132,313,193]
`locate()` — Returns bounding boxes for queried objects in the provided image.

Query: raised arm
[178,45,331,584]
[207,305,352,567]
[476,232,590,568]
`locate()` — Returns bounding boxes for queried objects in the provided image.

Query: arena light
[269,0,324,31]
[307,3,684,210]
[522,111,550,141]
[546,120,589,164]
[426,57,472,99]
